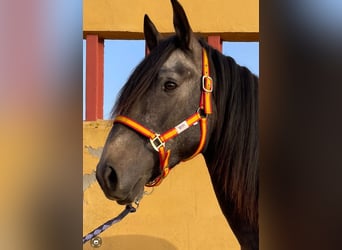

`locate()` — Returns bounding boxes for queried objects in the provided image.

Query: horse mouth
[105,177,145,205]
[116,198,134,205]
[106,191,141,205]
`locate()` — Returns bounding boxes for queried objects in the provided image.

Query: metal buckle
[150,134,165,152]
[202,75,213,92]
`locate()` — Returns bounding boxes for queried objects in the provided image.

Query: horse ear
[171,0,192,50]
[144,14,161,51]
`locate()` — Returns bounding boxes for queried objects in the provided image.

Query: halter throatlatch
[114,48,213,187]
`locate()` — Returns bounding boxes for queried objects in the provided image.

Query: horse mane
[200,39,259,227]
[111,37,177,118]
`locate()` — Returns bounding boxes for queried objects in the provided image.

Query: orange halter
[113,48,213,187]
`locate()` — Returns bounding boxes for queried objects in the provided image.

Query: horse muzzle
[96,162,145,205]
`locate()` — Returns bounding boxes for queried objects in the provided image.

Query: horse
[96,0,258,249]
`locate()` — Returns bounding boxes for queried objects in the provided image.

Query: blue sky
[83,40,259,119]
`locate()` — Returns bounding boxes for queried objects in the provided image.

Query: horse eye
[164,81,178,91]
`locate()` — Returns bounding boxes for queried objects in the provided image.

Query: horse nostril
[104,165,118,190]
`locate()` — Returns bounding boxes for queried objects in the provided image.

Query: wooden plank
[85,35,104,121]
[208,35,222,52]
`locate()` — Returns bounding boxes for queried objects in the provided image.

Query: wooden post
[85,34,104,121]
[145,42,150,56]
[208,35,222,52]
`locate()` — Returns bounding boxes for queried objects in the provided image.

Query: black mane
[200,39,259,228]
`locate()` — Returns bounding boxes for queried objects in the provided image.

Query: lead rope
[82,204,137,246]
[83,188,154,246]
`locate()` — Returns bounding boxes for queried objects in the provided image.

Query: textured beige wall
[83,120,239,249]
[83,0,259,41]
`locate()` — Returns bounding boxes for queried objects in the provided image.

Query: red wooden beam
[145,42,150,56]
[208,36,222,52]
[85,34,104,121]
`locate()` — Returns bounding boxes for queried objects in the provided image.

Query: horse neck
[202,46,259,231]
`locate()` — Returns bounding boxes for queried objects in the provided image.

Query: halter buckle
[202,75,213,92]
[150,134,165,152]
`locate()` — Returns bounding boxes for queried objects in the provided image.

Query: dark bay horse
[96,0,258,249]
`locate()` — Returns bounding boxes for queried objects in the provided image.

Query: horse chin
[116,189,144,205]
[116,199,134,206]
[115,178,145,206]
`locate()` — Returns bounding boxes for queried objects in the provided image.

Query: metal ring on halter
[144,187,155,195]
[197,108,208,119]
[133,200,140,209]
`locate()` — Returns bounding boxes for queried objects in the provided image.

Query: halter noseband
[113,48,213,187]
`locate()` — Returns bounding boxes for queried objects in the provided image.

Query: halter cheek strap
[113,48,213,187]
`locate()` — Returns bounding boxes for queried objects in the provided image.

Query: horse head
[96,0,215,205]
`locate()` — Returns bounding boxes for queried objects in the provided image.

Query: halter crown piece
[114,48,213,186]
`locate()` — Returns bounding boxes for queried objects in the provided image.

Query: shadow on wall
[83,234,178,250]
